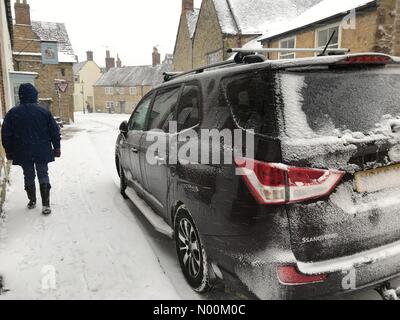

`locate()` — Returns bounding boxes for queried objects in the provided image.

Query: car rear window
[277,66,400,139]
[222,72,278,137]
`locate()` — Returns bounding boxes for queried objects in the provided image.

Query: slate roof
[212,0,324,35]
[258,0,376,41]
[73,61,87,75]
[94,63,172,87]
[31,21,76,63]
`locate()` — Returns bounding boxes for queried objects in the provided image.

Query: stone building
[259,0,400,60]
[173,0,322,71]
[73,51,103,112]
[93,49,173,114]
[13,0,76,123]
[0,0,14,118]
[173,0,200,71]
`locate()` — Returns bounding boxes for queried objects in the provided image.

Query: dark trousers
[20,162,50,187]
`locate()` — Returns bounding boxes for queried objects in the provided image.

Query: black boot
[40,184,52,215]
[25,185,37,210]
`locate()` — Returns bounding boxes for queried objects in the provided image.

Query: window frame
[315,23,341,51]
[105,87,114,95]
[145,85,183,132]
[220,70,279,138]
[105,101,114,110]
[207,49,223,65]
[130,87,138,96]
[128,93,155,132]
[176,81,203,133]
[279,36,296,60]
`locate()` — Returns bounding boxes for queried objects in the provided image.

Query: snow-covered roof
[186,9,200,39]
[73,61,87,75]
[31,21,76,63]
[94,63,172,87]
[259,0,376,41]
[212,0,324,35]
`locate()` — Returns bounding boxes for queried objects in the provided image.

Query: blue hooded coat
[1,84,61,166]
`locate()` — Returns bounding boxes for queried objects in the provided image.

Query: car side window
[147,87,181,132]
[177,84,201,132]
[129,95,153,131]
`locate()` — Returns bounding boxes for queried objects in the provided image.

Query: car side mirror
[119,121,128,136]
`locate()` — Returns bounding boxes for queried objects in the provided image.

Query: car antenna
[319,31,336,57]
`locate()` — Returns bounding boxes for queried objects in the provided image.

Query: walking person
[1,83,61,215]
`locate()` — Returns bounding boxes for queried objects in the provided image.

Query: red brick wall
[14,1,31,25]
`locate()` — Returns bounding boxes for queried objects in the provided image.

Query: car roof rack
[164,46,352,82]
[227,48,350,55]
[163,52,266,82]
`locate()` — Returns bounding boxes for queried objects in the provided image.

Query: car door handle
[131,147,139,153]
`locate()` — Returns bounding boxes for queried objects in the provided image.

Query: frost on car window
[278,67,400,139]
[222,72,278,137]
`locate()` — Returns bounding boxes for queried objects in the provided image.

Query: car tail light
[235,157,344,205]
[277,265,328,286]
[339,55,393,65]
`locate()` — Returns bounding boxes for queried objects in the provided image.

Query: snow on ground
[0,113,198,300]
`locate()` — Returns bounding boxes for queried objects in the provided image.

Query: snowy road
[0,113,392,300]
[0,113,202,300]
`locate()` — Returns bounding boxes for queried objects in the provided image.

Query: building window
[116,87,125,95]
[317,24,340,49]
[105,87,114,95]
[60,68,66,77]
[130,87,137,96]
[131,103,137,110]
[279,37,296,60]
[106,101,114,110]
[207,50,223,65]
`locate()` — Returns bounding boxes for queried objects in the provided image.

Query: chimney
[105,50,115,71]
[87,51,94,61]
[152,47,161,67]
[182,0,194,13]
[116,54,122,68]
[15,0,31,25]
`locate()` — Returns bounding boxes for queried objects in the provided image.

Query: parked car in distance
[115,52,400,300]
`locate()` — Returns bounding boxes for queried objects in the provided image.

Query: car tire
[174,205,211,293]
[119,162,129,200]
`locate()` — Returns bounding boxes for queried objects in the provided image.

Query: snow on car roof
[32,21,76,63]
[212,0,323,35]
[258,0,376,41]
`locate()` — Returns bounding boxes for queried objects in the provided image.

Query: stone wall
[264,6,379,59]
[13,24,75,122]
[173,14,193,72]
[192,0,224,68]
[94,86,145,114]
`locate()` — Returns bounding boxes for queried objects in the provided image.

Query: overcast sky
[14,0,202,66]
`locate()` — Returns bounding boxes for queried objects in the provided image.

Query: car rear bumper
[203,234,400,300]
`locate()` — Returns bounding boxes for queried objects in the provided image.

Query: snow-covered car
[115,52,400,300]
